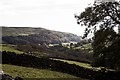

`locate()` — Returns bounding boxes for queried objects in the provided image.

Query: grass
[51,58,115,71]
[0,44,23,54]
[74,43,92,50]
[2,64,84,79]
[82,43,92,49]
[51,58,92,69]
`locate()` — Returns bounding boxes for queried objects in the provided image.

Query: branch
[105,7,120,25]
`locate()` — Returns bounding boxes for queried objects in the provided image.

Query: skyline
[0,0,94,36]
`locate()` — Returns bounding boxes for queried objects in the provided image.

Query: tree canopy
[92,28,120,69]
[75,1,120,37]
[75,1,120,70]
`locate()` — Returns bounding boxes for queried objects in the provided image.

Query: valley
[1,27,93,80]
[1,27,119,80]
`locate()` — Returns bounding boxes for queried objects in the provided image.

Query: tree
[75,1,120,37]
[92,28,120,69]
[75,1,120,69]
[70,43,74,48]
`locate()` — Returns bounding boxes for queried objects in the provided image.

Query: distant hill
[2,27,82,44]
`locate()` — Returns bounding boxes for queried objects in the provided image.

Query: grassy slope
[51,58,115,71]
[0,44,23,54]
[1,44,88,79]
[1,44,92,69]
[2,64,84,79]
[0,44,103,70]
[52,58,92,69]
[0,44,72,58]
[74,43,92,50]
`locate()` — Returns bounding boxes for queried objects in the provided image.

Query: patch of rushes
[0,44,23,54]
[2,64,81,78]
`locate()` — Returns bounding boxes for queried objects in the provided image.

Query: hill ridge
[2,26,82,44]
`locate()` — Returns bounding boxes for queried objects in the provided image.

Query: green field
[51,58,92,69]
[51,58,115,71]
[74,43,92,50]
[0,44,23,54]
[2,64,89,79]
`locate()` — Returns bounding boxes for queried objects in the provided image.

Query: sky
[0,0,95,36]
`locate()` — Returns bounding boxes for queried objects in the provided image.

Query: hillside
[2,27,82,44]
[2,64,79,78]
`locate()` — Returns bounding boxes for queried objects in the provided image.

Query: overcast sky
[0,0,94,36]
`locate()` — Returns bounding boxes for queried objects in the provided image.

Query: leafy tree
[75,1,120,69]
[75,1,120,37]
[92,28,120,69]
[70,43,74,48]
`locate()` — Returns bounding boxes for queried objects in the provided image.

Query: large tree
[75,1,120,37]
[92,28,120,69]
[75,1,120,69]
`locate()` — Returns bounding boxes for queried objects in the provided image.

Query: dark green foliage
[92,29,120,70]
[75,1,120,70]
[92,29,116,57]
[75,1,120,37]
[49,45,92,63]
[15,44,92,62]
[16,44,45,53]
